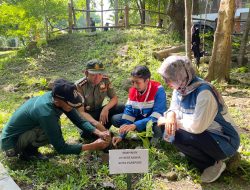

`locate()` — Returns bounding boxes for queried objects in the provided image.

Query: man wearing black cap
[75,59,124,139]
[0,79,110,160]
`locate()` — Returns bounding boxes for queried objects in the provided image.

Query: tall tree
[165,0,185,38]
[211,0,220,12]
[237,11,250,66]
[86,0,90,30]
[184,0,192,59]
[136,0,146,24]
[206,0,235,82]
[0,0,68,43]
[114,0,118,26]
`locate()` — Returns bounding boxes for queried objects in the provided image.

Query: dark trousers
[87,104,125,129]
[80,104,125,139]
[192,45,201,66]
[3,127,49,157]
[173,129,227,171]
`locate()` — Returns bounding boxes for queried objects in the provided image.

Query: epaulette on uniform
[102,75,111,84]
[77,78,88,87]
[102,75,109,79]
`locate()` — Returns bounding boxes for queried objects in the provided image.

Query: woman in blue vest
[157,56,240,183]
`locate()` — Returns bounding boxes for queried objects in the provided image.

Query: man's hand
[119,124,136,134]
[92,138,110,150]
[93,129,110,141]
[93,121,106,131]
[98,130,111,141]
[99,107,109,125]
[112,136,122,146]
[82,138,110,151]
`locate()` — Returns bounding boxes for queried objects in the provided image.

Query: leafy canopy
[0,0,68,41]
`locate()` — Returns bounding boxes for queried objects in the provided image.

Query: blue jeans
[173,129,227,171]
[111,113,164,139]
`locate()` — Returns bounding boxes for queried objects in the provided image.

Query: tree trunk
[185,0,192,59]
[192,0,199,14]
[68,1,73,34]
[211,0,220,12]
[114,0,118,27]
[153,45,185,60]
[125,5,129,29]
[101,0,104,30]
[45,17,49,40]
[166,0,185,38]
[136,1,141,22]
[238,11,250,66]
[157,0,160,23]
[86,0,90,32]
[206,0,235,82]
[141,2,145,25]
[71,0,77,28]
[137,0,146,25]
[43,0,49,40]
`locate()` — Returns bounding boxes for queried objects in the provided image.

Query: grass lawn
[0,28,249,190]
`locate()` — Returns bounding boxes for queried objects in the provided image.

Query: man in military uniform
[75,59,124,138]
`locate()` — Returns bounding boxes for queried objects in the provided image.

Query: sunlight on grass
[32,90,46,97]
[23,76,47,87]
[228,107,249,129]
[0,50,17,59]
[0,111,11,130]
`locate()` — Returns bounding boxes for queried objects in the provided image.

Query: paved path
[0,162,21,190]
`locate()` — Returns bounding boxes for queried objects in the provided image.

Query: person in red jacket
[111,65,167,146]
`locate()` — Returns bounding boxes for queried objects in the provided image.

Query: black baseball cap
[52,79,83,108]
[85,59,105,74]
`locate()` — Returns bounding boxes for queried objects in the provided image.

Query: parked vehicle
[192,8,249,33]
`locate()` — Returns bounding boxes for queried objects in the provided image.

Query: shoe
[19,145,48,161]
[201,160,226,183]
[35,152,49,161]
[19,152,48,161]
[4,148,17,157]
[19,153,32,161]
[178,152,185,158]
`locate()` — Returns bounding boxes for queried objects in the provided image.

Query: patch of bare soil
[155,178,202,190]
[155,174,250,190]
[222,86,250,133]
